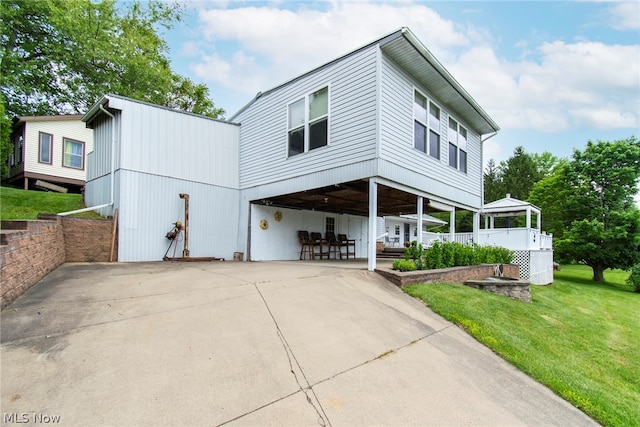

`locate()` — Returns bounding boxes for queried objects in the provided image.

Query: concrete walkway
[1,261,597,426]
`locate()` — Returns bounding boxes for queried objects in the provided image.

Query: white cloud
[189,1,472,96]
[450,40,639,133]
[607,1,640,30]
[185,1,639,134]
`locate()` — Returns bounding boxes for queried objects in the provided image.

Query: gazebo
[479,194,553,285]
[482,194,541,231]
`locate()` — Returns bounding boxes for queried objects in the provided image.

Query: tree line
[486,138,640,283]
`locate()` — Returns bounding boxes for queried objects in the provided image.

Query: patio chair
[338,234,356,259]
[310,232,329,259]
[298,230,314,260]
[325,232,342,259]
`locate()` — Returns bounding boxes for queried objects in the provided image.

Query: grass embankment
[0,186,102,220]
[404,264,638,427]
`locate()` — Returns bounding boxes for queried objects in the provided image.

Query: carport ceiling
[253,179,434,217]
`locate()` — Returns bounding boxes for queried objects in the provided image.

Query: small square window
[63,138,85,169]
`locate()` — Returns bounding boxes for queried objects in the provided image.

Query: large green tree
[484,146,555,204]
[1,0,223,173]
[535,137,640,282]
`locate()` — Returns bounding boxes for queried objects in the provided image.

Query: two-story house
[5,115,94,193]
[80,28,500,270]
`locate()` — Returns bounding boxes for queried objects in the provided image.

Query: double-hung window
[288,86,329,157]
[448,118,468,173]
[63,138,85,169]
[39,132,53,164]
[414,90,441,159]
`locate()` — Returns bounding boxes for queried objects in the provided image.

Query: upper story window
[63,137,85,169]
[288,86,329,157]
[39,132,53,164]
[414,90,441,160]
[448,118,468,173]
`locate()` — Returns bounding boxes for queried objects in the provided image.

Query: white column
[417,196,423,245]
[473,212,480,245]
[368,179,378,271]
[449,209,456,242]
[526,206,531,229]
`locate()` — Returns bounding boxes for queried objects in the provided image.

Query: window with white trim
[39,132,53,164]
[414,90,441,159]
[288,86,329,157]
[63,138,85,169]
[448,117,468,173]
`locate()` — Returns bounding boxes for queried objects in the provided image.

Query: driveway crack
[253,283,330,427]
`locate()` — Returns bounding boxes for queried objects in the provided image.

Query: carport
[249,177,472,270]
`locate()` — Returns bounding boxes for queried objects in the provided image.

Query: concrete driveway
[1,260,596,426]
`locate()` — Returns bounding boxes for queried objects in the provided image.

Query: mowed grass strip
[404,264,639,427]
[1,186,102,220]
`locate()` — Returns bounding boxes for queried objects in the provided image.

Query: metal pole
[179,193,190,257]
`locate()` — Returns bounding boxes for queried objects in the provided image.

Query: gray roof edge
[399,28,500,134]
[82,94,240,126]
[229,28,405,121]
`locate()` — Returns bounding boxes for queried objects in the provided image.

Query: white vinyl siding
[109,96,239,189]
[379,53,483,209]
[235,45,378,189]
[16,117,94,184]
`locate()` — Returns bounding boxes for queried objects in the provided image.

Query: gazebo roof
[482,194,541,218]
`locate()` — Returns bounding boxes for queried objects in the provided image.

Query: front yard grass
[1,186,102,220]
[404,264,639,427]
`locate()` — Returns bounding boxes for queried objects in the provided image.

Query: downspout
[58,103,116,216]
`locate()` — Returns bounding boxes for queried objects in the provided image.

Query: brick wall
[61,217,116,262]
[1,219,65,310]
[1,217,116,310]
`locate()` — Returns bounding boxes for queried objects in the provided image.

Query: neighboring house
[5,115,94,193]
[81,28,501,270]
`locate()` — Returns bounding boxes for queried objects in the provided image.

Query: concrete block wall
[1,217,116,310]
[61,217,116,262]
[1,219,65,310]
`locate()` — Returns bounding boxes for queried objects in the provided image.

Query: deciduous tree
[0,0,223,173]
[553,137,640,281]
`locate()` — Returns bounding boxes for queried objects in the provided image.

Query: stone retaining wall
[1,217,116,310]
[1,219,65,310]
[375,264,520,288]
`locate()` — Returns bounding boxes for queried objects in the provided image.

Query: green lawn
[404,264,638,427]
[0,186,102,220]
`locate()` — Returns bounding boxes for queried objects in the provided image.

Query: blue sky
[163,0,639,165]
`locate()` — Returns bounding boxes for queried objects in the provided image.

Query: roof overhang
[380,28,500,136]
[252,179,444,217]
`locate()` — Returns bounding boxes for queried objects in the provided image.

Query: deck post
[473,212,480,245]
[449,210,456,242]
[417,196,423,245]
[368,179,378,271]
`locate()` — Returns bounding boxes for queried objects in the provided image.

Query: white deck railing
[419,228,553,251]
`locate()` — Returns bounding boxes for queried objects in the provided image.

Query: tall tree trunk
[592,265,605,282]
